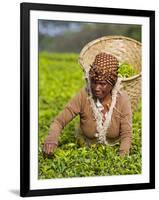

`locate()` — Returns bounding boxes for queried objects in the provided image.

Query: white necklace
[85,70,121,144]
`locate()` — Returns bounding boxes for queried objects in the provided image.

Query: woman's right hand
[43,141,58,156]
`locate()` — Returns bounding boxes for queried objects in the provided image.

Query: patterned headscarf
[89,52,119,86]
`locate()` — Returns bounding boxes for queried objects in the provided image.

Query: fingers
[47,144,53,154]
[43,143,57,155]
[119,150,127,158]
[43,143,51,155]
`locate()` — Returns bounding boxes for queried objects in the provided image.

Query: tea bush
[118,63,139,78]
[38,52,141,179]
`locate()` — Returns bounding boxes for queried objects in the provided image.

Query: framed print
[20,2,155,197]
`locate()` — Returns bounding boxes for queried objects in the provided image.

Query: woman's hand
[43,141,58,156]
[119,150,129,158]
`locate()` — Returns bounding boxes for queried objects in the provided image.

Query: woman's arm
[43,89,85,155]
[119,92,132,157]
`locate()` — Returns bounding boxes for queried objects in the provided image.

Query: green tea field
[38,53,142,179]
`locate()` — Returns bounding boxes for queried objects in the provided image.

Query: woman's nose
[95,84,101,91]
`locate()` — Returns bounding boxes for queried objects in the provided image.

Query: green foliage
[38,53,142,179]
[39,21,141,52]
[118,63,139,78]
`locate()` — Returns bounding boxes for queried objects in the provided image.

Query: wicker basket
[78,36,141,112]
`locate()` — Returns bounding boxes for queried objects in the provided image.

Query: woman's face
[90,78,113,100]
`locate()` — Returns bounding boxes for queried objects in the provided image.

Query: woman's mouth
[95,92,102,96]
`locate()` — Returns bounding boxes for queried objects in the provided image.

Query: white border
[30,10,150,190]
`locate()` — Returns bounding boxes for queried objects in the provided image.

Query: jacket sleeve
[45,89,84,144]
[119,92,132,156]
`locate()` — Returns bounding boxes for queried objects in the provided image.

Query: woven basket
[78,36,141,112]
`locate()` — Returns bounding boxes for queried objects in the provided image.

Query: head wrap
[89,52,119,86]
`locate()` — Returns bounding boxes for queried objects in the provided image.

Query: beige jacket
[45,86,132,155]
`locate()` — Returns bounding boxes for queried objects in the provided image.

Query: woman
[43,52,132,157]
